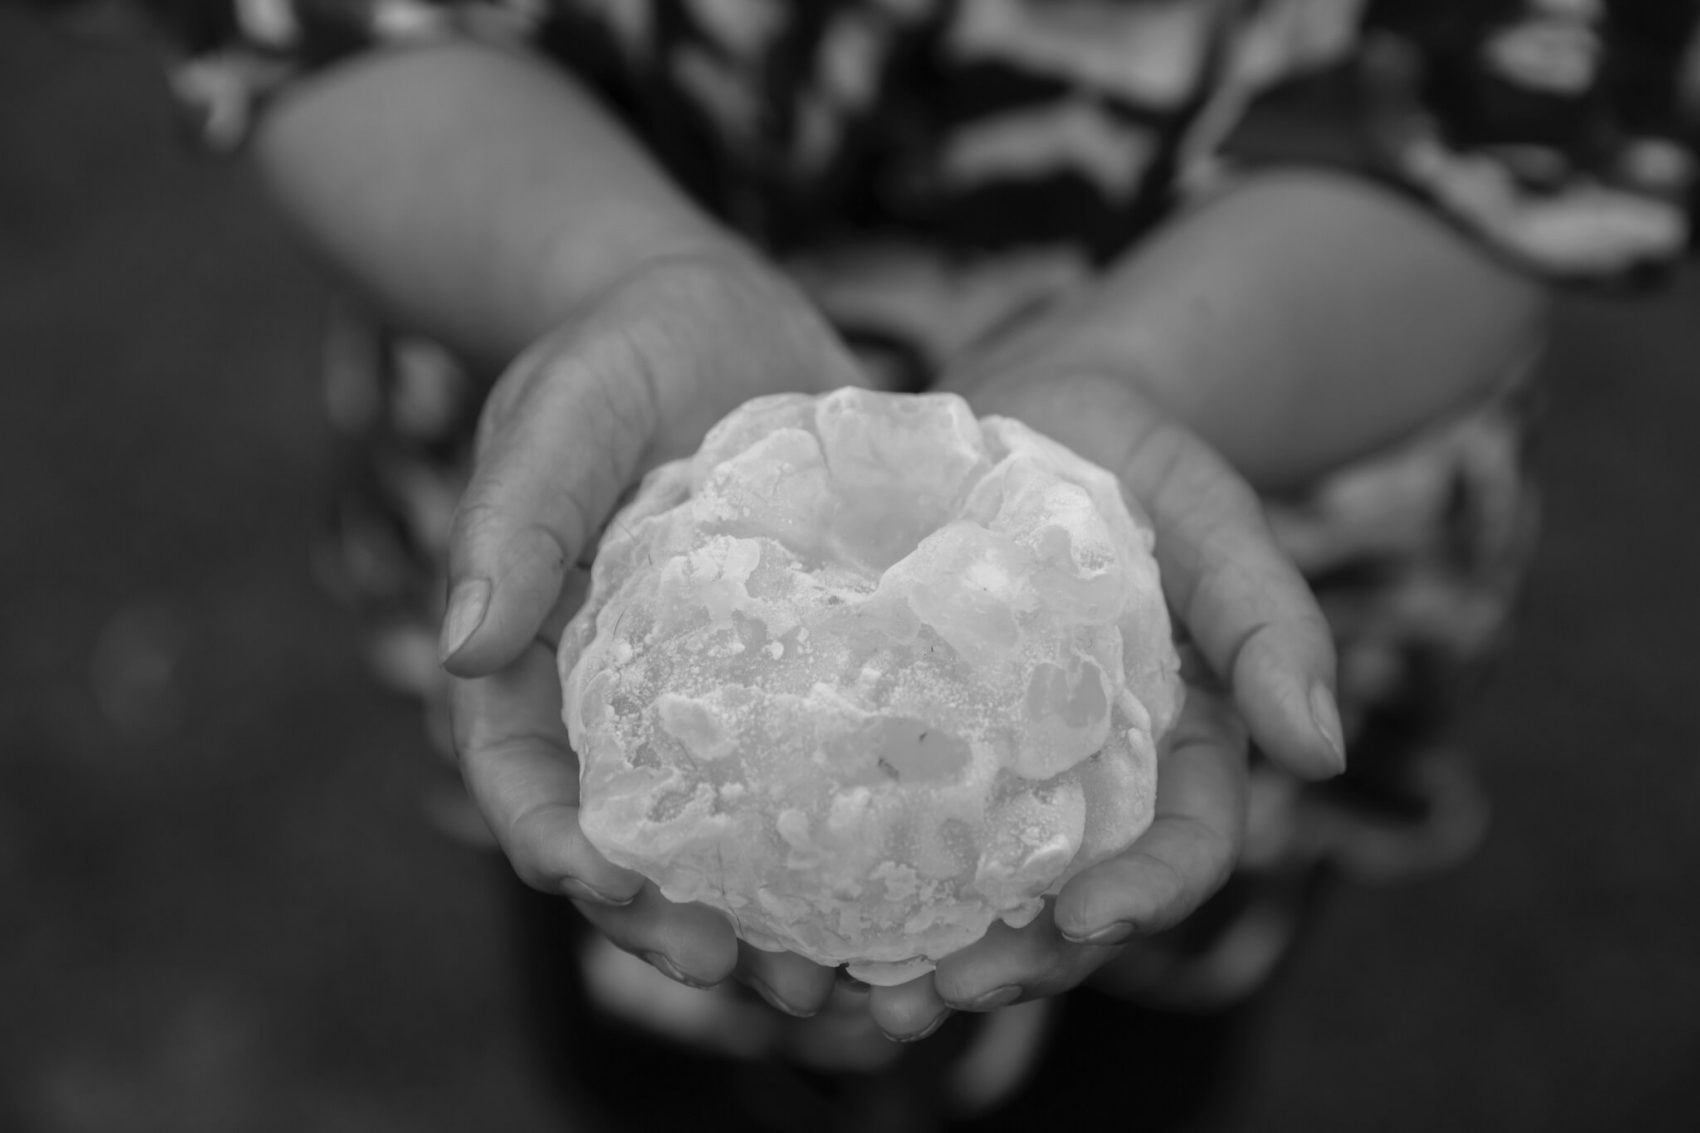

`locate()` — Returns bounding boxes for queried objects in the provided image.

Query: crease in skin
[559,388,1184,984]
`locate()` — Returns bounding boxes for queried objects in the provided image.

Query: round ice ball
[559,388,1183,984]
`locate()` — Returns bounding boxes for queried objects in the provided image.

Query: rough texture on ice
[560,388,1182,984]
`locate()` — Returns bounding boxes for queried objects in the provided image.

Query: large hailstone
[560,388,1183,985]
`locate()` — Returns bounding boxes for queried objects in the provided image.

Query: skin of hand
[441,247,868,1016]
[864,370,1342,1040]
[272,45,1528,1027]
[950,170,1549,496]
[444,273,1340,1028]
[446,284,1350,1032]
[863,172,1547,1039]
[441,177,1461,1027]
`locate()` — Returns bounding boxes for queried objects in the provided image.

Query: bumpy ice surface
[560,388,1182,984]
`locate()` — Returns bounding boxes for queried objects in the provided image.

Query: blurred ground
[3,13,1697,1133]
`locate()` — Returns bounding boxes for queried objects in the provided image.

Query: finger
[868,973,952,1042]
[951,373,1341,777]
[734,943,837,1018]
[575,885,740,989]
[1053,686,1249,943]
[1116,408,1343,778]
[930,686,1245,1003]
[932,913,1117,1010]
[441,317,662,677]
[451,638,644,904]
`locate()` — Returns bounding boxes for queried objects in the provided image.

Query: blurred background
[3,10,1698,1132]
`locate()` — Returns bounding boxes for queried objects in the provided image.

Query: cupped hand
[869,369,1345,1040]
[441,248,859,1013]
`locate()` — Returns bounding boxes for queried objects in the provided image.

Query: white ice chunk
[560,388,1183,981]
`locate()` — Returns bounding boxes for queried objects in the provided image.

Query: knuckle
[578,328,663,457]
[1216,615,1281,691]
[449,497,507,555]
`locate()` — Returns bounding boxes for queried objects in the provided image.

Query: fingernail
[560,877,636,907]
[835,970,871,994]
[886,1010,951,1044]
[1061,920,1136,946]
[744,976,817,1018]
[643,951,713,990]
[957,985,1022,1012]
[1308,682,1347,772]
[439,578,491,663]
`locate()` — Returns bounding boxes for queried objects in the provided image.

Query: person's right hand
[440,248,865,1017]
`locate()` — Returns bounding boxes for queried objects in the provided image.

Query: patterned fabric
[116,0,1700,1075]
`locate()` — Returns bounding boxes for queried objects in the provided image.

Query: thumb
[440,251,869,677]
[954,371,1343,779]
[440,319,661,676]
[1119,412,1344,779]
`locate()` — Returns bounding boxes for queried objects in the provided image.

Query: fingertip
[930,919,1053,1010]
[439,578,491,668]
[439,602,512,678]
[737,947,836,1017]
[1053,868,1162,943]
[889,1010,952,1043]
[1051,881,1119,943]
[578,889,740,989]
[1057,921,1136,947]
[1244,675,1345,781]
[1307,681,1348,776]
[568,847,647,905]
[661,904,742,987]
[503,796,643,904]
[944,984,1023,1013]
[1231,629,1344,781]
[443,523,574,676]
[559,871,643,907]
[644,950,720,991]
[869,974,949,1040]
[441,648,487,680]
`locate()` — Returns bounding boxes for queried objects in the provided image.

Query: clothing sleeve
[116,0,558,151]
[1353,0,1700,288]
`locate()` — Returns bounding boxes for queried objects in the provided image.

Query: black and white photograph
[4,2,1698,1130]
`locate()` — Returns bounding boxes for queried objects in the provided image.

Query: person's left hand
[866,367,1346,1041]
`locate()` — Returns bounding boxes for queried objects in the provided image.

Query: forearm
[251,40,737,372]
[950,170,1550,492]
